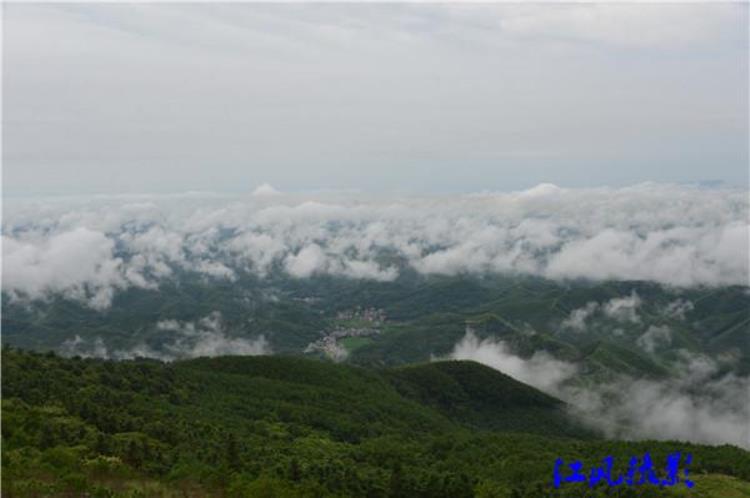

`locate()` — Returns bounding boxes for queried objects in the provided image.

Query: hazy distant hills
[3,272,747,378]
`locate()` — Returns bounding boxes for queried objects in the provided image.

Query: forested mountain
[3,348,749,497]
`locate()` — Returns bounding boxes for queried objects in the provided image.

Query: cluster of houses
[335,306,387,324]
[306,307,387,360]
[304,326,381,360]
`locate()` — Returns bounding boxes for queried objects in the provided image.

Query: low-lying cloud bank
[60,312,269,361]
[559,292,699,353]
[450,331,750,448]
[561,292,644,331]
[4,183,748,309]
[451,329,577,393]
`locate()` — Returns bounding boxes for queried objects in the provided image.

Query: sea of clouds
[3,182,748,309]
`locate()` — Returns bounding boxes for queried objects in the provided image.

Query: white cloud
[450,330,577,394]
[227,232,286,276]
[545,222,750,287]
[602,291,641,323]
[284,244,328,278]
[566,354,750,448]
[448,331,750,448]
[561,292,642,331]
[62,311,269,361]
[162,311,271,358]
[3,184,748,309]
[636,325,672,354]
[193,259,236,281]
[340,259,398,282]
[2,228,129,309]
[513,182,563,199]
[251,183,281,197]
[561,302,598,331]
[662,299,694,320]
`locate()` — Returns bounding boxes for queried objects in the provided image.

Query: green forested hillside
[387,361,590,437]
[4,274,747,382]
[3,347,749,497]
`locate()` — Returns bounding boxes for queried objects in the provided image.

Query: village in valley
[304,307,387,361]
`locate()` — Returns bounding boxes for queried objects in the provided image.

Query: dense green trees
[2,346,749,497]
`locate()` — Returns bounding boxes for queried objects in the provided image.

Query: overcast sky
[3,3,748,196]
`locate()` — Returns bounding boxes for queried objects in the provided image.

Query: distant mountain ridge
[3,273,748,377]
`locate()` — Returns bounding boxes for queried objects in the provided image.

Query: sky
[3,3,748,195]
